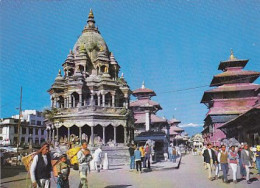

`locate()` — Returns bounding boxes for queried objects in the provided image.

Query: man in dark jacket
[128,144,135,170]
[30,143,52,188]
[203,143,217,181]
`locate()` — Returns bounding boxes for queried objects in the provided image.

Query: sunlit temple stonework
[47,10,133,146]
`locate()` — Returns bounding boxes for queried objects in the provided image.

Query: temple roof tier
[134,113,167,124]
[130,99,162,109]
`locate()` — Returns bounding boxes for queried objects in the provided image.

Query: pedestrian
[203,143,217,181]
[172,146,177,163]
[202,145,208,170]
[17,153,22,165]
[128,144,135,170]
[57,154,70,188]
[218,145,229,184]
[144,143,151,169]
[228,145,239,184]
[256,145,260,175]
[238,144,246,179]
[241,143,252,184]
[77,140,93,188]
[134,146,142,174]
[30,143,52,188]
[139,145,145,167]
[213,146,220,180]
[93,146,102,172]
[168,144,173,161]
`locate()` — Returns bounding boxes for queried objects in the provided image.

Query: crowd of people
[128,143,152,173]
[202,143,260,185]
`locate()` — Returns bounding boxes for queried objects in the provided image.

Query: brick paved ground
[1,154,259,188]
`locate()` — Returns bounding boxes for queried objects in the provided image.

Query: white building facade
[0,110,46,146]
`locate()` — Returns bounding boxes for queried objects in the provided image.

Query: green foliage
[43,108,59,123]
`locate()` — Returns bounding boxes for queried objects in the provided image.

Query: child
[57,154,70,188]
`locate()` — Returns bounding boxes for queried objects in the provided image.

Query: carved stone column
[102,94,105,107]
[68,95,72,108]
[98,95,101,106]
[112,95,115,107]
[79,127,82,144]
[124,127,127,145]
[79,94,82,107]
[114,126,117,144]
[91,126,94,146]
[68,127,70,142]
[103,126,106,145]
[56,127,59,142]
[91,94,94,106]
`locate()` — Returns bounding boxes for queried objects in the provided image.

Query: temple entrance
[94,124,103,144]
[59,126,68,140]
[82,124,91,143]
[105,124,114,143]
[70,125,79,137]
[116,125,124,143]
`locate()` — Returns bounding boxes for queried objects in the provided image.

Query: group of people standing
[202,143,258,184]
[30,140,96,188]
[128,143,151,173]
[168,144,179,163]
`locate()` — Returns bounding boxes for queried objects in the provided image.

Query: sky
[0,0,260,136]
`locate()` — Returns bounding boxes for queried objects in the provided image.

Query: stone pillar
[68,95,72,108]
[79,127,82,144]
[68,127,70,141]
[98,95,101,106]
[102,94,105,107]
[52,128,55,144]
[54,98,57,108]
[79,94,82,107]
[91,94,94,106]
[124,127,127,145]
[38,129,41,145]
[26,127,29,144]
[103,126,106,145]
[33,128,36,144]
[114,126,117,144]
[72,96,75,107]
[91,126,94,146]
[56,127,59,142]
[112,95,115,107]
[51,100,53,108]
[145,110,150,131]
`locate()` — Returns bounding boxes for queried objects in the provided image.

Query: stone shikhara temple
[201,50,260,146]
[46,10,133,146]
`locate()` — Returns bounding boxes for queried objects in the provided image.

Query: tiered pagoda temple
[168,118,184,143]
[130,82,168,136]
[46,10,133,146]
[201,50,260,146]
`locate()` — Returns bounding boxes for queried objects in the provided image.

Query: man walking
[77,140,93,188]
[238,144,246,179]
[228,145,239,184]
[203,143,217,181]
[241,143,252,184]
[134,146,142,174]
[213,146,220,180]
[218,145,229,184]
[93,146,102,172]
[128,144,135,170]
[144,143,151,169]
[30,143,52,188]
[168,144,173,162]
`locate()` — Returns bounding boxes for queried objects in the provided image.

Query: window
[37,121,41,126]
[14,127,18,134]
[29,128,33,134]
[22,128,26,134]
[35,129,38,135]
[31,120,35,125]
[0,127,2,134]
[41,129,44,135]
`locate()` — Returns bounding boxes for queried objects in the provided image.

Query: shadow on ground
[104,185,132,188]
[1,165,27,179]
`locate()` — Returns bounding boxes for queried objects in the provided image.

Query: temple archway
[70,125,79,139]
[116,125,124,143]
[105,124,114,143]
[71,92,79,107]
[82,124,91,143]
[59,126,68,142]
[94,124,103,143]
[105,92,112,107]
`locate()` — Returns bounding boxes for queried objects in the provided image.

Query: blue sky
[1,0,259,135]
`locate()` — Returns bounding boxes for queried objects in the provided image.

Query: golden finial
[230,49,236,60]
[142,81,145,89]
[88,9,94,18]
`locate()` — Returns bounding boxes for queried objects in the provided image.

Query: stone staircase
[89,145,130,166]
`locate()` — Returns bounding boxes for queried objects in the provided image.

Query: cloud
[179,123,203,128]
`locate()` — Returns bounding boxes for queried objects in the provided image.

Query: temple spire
[87,9,95,28]
[142,81,145,89]
[229,49,236,60]
[88,9,94,18]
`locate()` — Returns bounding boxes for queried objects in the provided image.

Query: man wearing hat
[241,143,253,184]
[30,143,52,188]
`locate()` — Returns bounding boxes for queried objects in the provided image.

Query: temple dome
[73,9,109,62]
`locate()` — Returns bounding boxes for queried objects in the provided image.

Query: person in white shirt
[93,146,102,172]
[30,143,52,188]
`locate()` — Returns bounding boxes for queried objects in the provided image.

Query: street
[1,154,259,188]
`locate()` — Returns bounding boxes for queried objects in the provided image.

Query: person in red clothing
[144,143,151,169]
[228,146,239,184]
